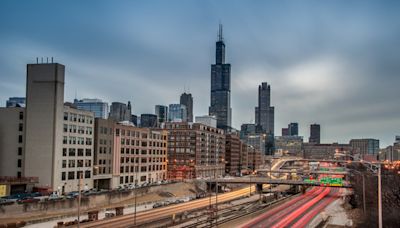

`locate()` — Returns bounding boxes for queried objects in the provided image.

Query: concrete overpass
[206,177,351,188]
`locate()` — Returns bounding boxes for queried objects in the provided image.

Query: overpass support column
[256,184,263,193]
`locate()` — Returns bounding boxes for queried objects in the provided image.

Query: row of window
[115,129,167,140]
[120,164,166,173]
[63,125,93,135]
[120,148,166,155]
[61,170,91,180]
[62,148,92,157]
[62,159,92,168]
[63,136,92,145]
[120,139,166,147]
[120,175,147,184]
[64,112,93,124]
[120,156,166,164]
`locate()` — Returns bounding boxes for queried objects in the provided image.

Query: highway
[75,186,255,228]
[241,187,342,228]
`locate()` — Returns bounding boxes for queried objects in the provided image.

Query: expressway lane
[76,186,255,228]
[241,187,341,228]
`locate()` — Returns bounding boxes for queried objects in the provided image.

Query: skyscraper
[168,104,187,122]
[288,122,298,136]
[109,101,131,122]
[73,98,109,119]
[209,24,232,131]
[255,82,274,134]
[309,124,320,144]
[140,114,158,128]
[180,93,193,122]
[155,105,168,123]
[6,97,26,107]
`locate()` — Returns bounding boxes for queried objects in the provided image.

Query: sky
[0,0,399,147]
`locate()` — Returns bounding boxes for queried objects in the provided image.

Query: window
[85,170,91,178]
[85,149,91,156]
[68,171,75,180]
[17,172,21,178]
[77,160,83,167]
[18,147,22,156]
[120,177,123,184]
[18,135,22,143]
[62,160,66,168]
[63,136,68,144]
[77,171,83,179]
[68,160,75,168]
[125,176,128,183]
[64,112,68,121]
[19,123,23,132]
[140,176,146,181]
[69,148,76,156]
[85,160,91,167]
[61,172,66,181]
[78,149,84,156]
[17,159,22,168]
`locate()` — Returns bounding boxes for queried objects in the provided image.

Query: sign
[0,185,7,197]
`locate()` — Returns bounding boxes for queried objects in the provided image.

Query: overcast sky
[1,0,399,146]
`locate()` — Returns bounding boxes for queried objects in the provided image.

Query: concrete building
[61,104,95,193]
[303,143,353,159]
[180,93,193,122]
[209,24,232,131]
[0,107,25,177]
[94,119,167,189]
[73,98,109,119]
[140,114,158,128]
[195,115,217,128]
[164,122,225,180]
[274,136,303,156]
[109,101,131,122]
[6,97,25,108]
[282,128,289,136]
[255,82,274,135]
[168,104,187,122]
[239,141,249,174]
[349,138,380,157]
[24,63,66,191]
[309,124,320,144]
[225,134,241,176]
[155,105,168,124]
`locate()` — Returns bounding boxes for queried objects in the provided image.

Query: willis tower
[209,24,232,131]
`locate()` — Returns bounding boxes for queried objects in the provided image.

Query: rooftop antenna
[75,89,77,101]
[51,57,53,63]
[46,57,49,63]
[218,22,223,41]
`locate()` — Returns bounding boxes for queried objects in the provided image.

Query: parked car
[66,191,79,199]
[152,202,164,208]
[48,193,61,200]
[17,197,39,204]
[0,198,14,206]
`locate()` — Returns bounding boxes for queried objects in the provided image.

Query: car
[17,197,39,204]
[0,198,14,206]
[66,191,79,199]
[174,199,184,204]
[48,193,61,200]
[152,202,163,208]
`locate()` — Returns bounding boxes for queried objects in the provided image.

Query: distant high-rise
[309,124,320,144]
[155,105,168,123]
[74,98,108,119]
[209,24,232,131]
[255,82,274,134]
[180,93,193,122]
[109,101,131,122]
[6,97,26,107]
[168,104,187,122]
[140,114,158,128]
[282,128,289,136]
[288,123,298,136]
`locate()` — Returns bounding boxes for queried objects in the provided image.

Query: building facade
[225,134,241,176]
[168,104,187,122]
[195,115,217,128]
[288,123,299,136]
[274,136,303,156]
[255,82,274,135]
[164,122,225,180]
[349,139,380,157]
[109,101,132,122]
[0,107,25,177]
[209,25,232,131]
[140,114,158,128]
[73,98,109,119]
[180,93,193,122]
[24,63,66,191]
[61,105,95,193]
[6,97,26,108]
[303,143,353,159]
[309,124,320,144]
[94,119,168,189]
[155,105,168,124]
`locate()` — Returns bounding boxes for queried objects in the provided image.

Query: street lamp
[335,152,382,228]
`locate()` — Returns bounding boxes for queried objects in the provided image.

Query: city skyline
[1,1,400,146]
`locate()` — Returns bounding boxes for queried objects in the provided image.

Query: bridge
[206,177,351,188]
[256,169,349,175]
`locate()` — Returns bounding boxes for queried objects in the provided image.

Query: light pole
[335,152,382,228]
[77,171,83,228]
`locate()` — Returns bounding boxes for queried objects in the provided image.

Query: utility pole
[77,171,82,228]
